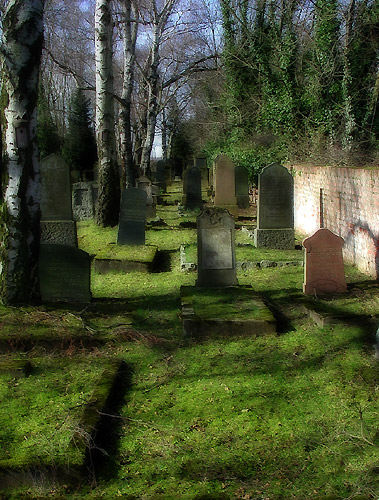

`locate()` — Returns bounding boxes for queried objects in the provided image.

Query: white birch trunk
[0,0,44,304]
[95,0,120,226]
[119,0,138,187]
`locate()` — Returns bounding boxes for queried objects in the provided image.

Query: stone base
[181,286,276,338]
[40,220,77,247]
[303,281,347,295]
[254,228,294,249]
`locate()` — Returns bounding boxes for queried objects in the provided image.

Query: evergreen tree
[62,88,97,178]
[37,84,61,158]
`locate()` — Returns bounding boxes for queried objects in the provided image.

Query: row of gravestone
[197,207,347,295]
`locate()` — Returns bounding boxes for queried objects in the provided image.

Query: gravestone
[40,154,77,247]
[39,244,91,303]
[196,207,238,287]
[137,176,156,218]
[152,160,167,193]
[235,166,249,209]
[302,228,347,295]
[183,166,202,209]
[254,163,294,249]
[117,188,147,245]
[194,157,208,189]
[213,155,237,209]
[72,181,98,221]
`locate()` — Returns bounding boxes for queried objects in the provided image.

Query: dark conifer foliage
[62,88,97,179]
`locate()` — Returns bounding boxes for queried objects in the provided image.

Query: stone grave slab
[213,154,237,208]
[117,188,147,245]
[39,244,91,303]
[302,228,347,295]
[235,166,250,209]
[181,286,276,338]
[254,163,294,249]
[196,207,238,286]
[183,166,202,209]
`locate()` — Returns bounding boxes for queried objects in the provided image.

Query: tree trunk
[95,0,120,227]
[119,0,138,187]
[0,0,44,304]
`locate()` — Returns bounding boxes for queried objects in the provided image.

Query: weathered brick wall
[290,164,379,278]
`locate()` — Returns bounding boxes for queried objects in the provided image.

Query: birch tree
[0,0,45,304]
[95,0,120,227]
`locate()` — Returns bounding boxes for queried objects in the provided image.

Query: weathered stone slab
[303,228,347,295]
[181,286,276,338]
[235,166,249,209]
[183,166,202,209]
[196,207,237,286]
[213,154,237,207]
[40,154,72,220]
[39,244,91,303]
[254,163,294,249]
[117,188,147,245]
[40,220,77,247]
[72,182,98,221]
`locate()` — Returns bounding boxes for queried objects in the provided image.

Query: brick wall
[290,164,379,278]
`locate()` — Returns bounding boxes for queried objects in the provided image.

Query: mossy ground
[0,184,378,499]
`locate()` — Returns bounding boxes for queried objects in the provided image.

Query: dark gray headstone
[254,163,294,249]
[40,154,72,220]
[117,188,147,245]
[235,166,249,209]
[183,166,202,209]
[152,160,167,192]
[257,163,293,229]
[196,207,238,287]
[194,157,209,189]
[39,244,91,303]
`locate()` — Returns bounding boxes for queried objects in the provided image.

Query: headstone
[39,244,91,303]
[196,207,238,287]
[152,160,167,192]
[194,157,208,189]
[213,155,237,208]
[302,228,347,295]
[117,188,147,245]
[40,154,72,220]
[40,154,77,247]
[235,166,249,209]
[72,181,98,221]
[183,166,202,209]
[137,176,156,218]
[254,163,294,249]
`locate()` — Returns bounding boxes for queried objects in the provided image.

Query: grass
[0,184,378,498]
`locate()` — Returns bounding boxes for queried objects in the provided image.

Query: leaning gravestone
[39,244,91,303]
[117,188,147,245]
[213,155,237,209]
[137,176,156,218]
[183,166,202,209]
[303,228,347,295]
[235,166,249,209]
[40,154,77,247]
[196,207,238,287]
[254,163,294,249]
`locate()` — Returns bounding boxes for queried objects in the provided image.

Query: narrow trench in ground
[85,361,133,482]
[152,250,173,273]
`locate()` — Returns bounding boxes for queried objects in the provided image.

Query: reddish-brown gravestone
[303,228,347,295]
